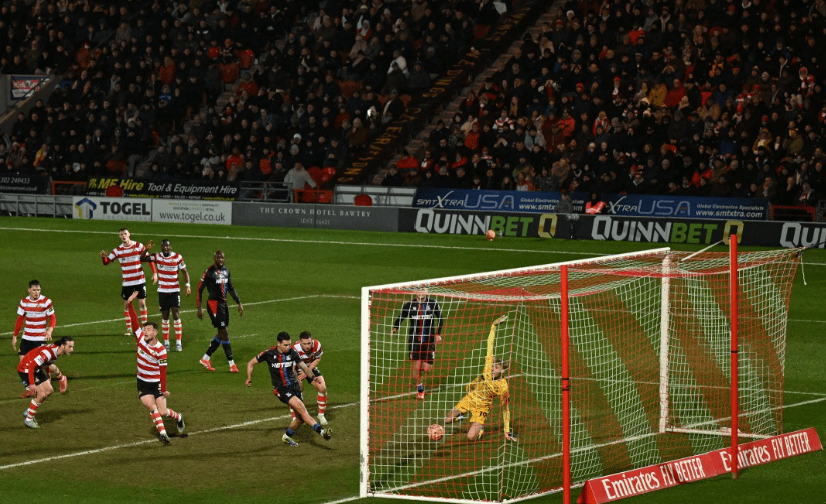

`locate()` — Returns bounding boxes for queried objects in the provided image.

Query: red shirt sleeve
[14,315,24,337]
[159,366,167,393]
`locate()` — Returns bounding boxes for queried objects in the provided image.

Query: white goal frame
[359,248,672,502]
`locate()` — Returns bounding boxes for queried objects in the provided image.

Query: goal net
[360,246,800,503]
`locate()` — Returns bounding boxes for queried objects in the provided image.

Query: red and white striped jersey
[105,241,147,286]
[17,344,60,375]
[292,339,323,366]
[134,328,167,383]
[147,252,187,293]
[17,295,55,342]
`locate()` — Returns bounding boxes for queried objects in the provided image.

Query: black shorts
[19,338,47,357]
[137,378,163,398]
[122,283,147,300]
[206,300,229,329]
[158,291,181,310]
[273,385,303,406]
[409,338,436,365]
[18,369,48,387]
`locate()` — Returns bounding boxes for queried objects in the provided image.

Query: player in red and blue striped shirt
[245,332,331,447]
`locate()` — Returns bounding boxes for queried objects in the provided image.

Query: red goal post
[360,246,800,503]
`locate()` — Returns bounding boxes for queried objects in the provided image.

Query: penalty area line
[0,400,358,472]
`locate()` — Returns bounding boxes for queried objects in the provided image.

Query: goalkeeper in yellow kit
[444,314,516,442]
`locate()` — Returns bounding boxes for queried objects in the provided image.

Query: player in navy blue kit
[392,289,444,399]
[196,250,244,372]
[245,331,332,446]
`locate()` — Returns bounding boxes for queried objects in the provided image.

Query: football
[485,229,496,241]
[427,423,444,441]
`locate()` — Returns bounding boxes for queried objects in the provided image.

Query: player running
[292,331,328,425]
[100,227,157,336]
[125,292,185,444]
[13,279,65,398]
[391,288,444,399]
[245,332,332,447]
[196,250,243,373]
[141,239,191,352]
[18,336,74,429]
[444,315,516,442]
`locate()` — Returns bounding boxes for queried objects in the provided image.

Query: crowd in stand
[1,0,825,210]
[383,0,826,209]
[0,0,502,193]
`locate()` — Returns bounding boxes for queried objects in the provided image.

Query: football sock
[318,393,327,414]
[164,408,181,421]
[312,423,322,434]
[221,339,233,361]
[290,408,296,419]
[205,336,221,356]
[151,409,167,434]
[123,310,131,332]
[286,428,296,437]
[417,384,424,393]
[228,359,235,367]
[174,319,182,342]
[26,400,41,419]
[140,309,148,325]
[162,319,170,344]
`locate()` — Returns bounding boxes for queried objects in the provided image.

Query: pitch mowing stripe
[567,297,660,470]
[0,294,358,337]
[0,400,357,471]
[367,393,826,498]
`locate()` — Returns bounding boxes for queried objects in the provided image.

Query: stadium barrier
[4,195,825,248]
[412,188,772,221]
[396,207,826,248]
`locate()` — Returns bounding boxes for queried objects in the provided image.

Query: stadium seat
[321,167,337,184]
[473,25,490,40]
[236,49,254,69]
[340,80,362,97]
[354,194,373,206]
[307,166,323,186]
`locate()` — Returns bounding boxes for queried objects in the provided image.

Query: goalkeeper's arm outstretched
[444,315,514,441]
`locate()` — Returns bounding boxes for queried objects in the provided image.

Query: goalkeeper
[444,315,515,442]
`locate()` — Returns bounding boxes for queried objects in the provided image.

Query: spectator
[284,162,317,200]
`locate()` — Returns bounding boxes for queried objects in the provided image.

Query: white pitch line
[321,496,362,504]
[3,226,826,267]
[0,400,358,472]
[0,225,599,256]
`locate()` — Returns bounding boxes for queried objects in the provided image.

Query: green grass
[0,217,823,504]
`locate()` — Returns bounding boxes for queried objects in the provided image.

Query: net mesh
[364,248,800,502]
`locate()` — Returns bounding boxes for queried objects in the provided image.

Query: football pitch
[1,217,823,504]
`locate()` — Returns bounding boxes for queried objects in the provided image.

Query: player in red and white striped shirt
[100,227,157,336]
[141,239,191,352]
[292,331,329,425]
[18,336,74,429]
[13,280,65,398]
[125,291,185,445]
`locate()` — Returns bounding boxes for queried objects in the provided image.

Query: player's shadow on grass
[78,349,135,355]
[57,333,123,339]
[70,373,136,380]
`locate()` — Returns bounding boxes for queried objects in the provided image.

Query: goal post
[360,246,800,503]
